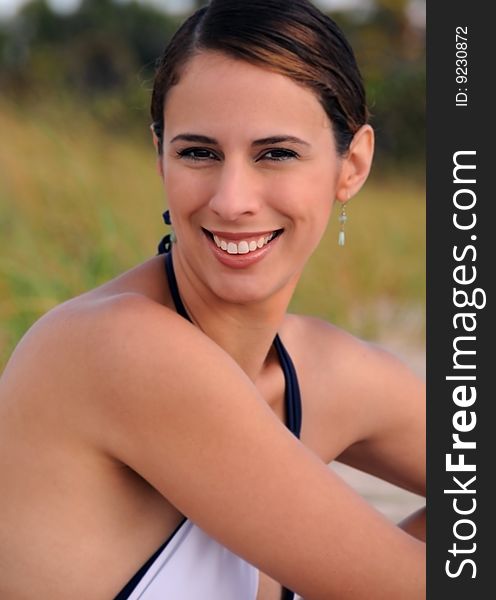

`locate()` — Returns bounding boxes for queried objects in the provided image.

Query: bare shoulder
[283,312,423,404]
[2,253,172,396]
[8,285,196,376]
[1,278,189,434]
[281,314,425,491]
[283,312,419,378]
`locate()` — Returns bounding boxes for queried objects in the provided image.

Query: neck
[169,250,299,381]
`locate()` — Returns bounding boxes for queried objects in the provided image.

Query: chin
[206,267,294,307]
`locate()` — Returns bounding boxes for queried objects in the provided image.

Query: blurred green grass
[0,100,425,370]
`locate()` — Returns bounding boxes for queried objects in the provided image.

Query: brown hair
[151,0,368,156]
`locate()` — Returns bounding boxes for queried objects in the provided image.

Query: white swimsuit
[120,520,258,599]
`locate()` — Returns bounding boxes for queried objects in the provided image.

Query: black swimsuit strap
[165,250,190,321]
[273,334,302,440]
[113,517,188,600]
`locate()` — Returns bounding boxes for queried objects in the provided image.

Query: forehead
[163,51,332,143]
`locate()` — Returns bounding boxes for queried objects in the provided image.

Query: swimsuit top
[114,250,302,600]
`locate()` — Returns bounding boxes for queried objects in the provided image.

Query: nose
[208,159,262,221]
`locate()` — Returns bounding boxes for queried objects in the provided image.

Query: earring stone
[338,202,348,246]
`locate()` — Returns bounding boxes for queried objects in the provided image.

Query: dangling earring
[338,201,348,246]
[157,209,176,255]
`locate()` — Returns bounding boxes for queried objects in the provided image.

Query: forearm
[399,506,426,542]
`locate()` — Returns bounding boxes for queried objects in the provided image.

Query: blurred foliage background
[0,0,425,370]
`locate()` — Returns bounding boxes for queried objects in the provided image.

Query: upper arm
[73,295,424,599]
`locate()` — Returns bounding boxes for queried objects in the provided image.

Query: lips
[201,227,284,255]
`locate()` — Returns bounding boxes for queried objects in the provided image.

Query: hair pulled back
[151,0,368,156]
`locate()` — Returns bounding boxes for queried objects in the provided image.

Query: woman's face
[160,51,346,304]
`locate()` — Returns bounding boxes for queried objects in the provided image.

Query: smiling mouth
[201,228,284,255]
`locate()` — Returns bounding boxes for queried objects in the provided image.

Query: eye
[259,148,299,162]
[176,147,219,162]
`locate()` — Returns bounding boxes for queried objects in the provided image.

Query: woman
[0,1,425,598]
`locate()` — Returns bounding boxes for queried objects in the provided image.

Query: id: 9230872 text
[455,26,469,107]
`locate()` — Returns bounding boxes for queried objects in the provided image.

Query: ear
[335,124,374,202]
[150,124,165,179]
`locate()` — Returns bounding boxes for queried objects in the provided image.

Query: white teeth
[210,231,280,255]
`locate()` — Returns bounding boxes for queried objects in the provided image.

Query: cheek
[282,174,335,227]
[164,166,207,217]
[282,183,335,261]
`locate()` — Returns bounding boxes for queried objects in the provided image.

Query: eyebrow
[169,133,311,147]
